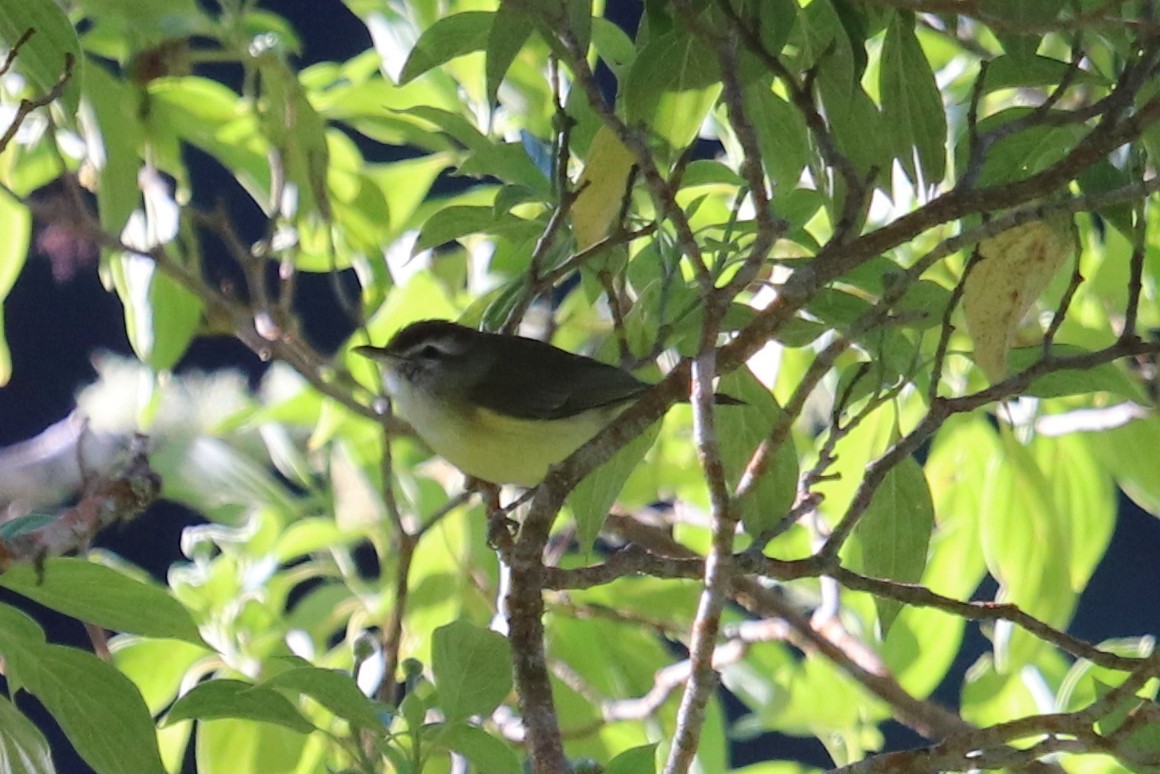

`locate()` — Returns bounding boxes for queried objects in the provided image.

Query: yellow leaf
[571,126,636,250]
[963,215,1077,382]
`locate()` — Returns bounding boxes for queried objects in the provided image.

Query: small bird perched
[355,319,712,487]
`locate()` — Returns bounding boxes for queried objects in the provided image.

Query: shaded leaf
[569,422,660,550]
[165,680,314,734]
[605,743,658,774]
[717,367,799,537]
[431,620,511,722]
[263,664,384,730]
[1009,345,1147,401]
[744,81,810,188]
[983,54,1105,92]
[436,722,520,774]
[2,642,164,774]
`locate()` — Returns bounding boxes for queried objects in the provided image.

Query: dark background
[2,1,1159,771]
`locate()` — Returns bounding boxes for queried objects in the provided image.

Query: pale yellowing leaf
[572,125,636,250]
[963,215,1077,382]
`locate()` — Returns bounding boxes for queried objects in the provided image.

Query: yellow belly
[390,380,621,486]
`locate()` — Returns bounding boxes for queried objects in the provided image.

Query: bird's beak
[353,344,400,361]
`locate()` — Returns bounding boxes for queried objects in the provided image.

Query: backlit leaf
[572,126,637,250]
[398,12,493,85]
[880,13,946,185]
[963,214,1078,382]
[854,455,935,636]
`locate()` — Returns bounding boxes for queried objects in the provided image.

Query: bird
[355,319,731,486]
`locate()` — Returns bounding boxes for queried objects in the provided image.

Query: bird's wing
[467,336,649,421]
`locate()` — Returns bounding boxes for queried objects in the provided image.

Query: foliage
[1,0,1160,773]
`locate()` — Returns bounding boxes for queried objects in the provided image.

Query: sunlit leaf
[0,558,204,645]
[980,434,1074,670]
[263,663,385,730]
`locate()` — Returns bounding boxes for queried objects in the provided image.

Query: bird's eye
[418,344,442,359]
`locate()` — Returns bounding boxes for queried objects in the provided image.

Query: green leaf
[0,694,53,774]
[255,55,331,220]
[414,205,540,254]
[112,637,207,715]
[1077,159,1136,239]
[0,196,30,385]
[431,620,512,722]
[4,643,165,774]
[436,722,520,774]
[979,0,1059,60]
[983,54,1105,93]
[961,108,1087,187]
[716,367,799,536]
[485,5,532,105]
[980,434,1074,670]
[568,423,661,550]
[1087,416,1160,518]
[591,17,635,79]
[880,13,947,185]
[743,82,810,188]
[164,680,315,734]
[85,65,143,241]
[263,664,384,730]
[1032,432,1114,592]
[853,455,935,636]
[961,654,1042,729]
[193,717,308,773]
[399,12,494,85]
[1009,345,1148,401]
[623,29,721,150]
[145,268,203,371]
[0,602,47,648]
[605,743,658,774]
[825,85,889,182]
[0,0,83,114]
[0,558,204,645]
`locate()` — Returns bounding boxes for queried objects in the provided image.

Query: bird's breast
[387,376,621,486]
